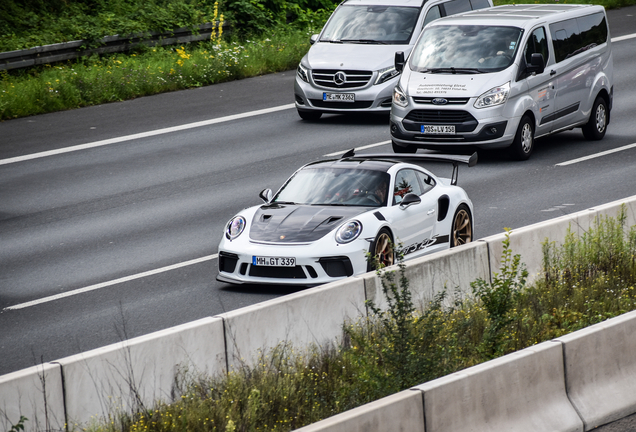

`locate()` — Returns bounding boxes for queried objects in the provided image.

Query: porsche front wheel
[367,228,394,271]
[451,204,472,248]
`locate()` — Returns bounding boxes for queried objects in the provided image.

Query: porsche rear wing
[340,149,477,185]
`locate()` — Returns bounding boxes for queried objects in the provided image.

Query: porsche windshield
[409,25,523,72]
[320,5,420,44]
[274,167,390,207]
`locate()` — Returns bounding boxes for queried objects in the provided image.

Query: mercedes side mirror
[310,34,319,45]
[395,51,405,73]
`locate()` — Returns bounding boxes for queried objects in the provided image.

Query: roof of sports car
[303,158,397,172]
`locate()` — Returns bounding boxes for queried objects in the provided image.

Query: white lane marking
[556,143,636,167]
[3,254,218,311]
[0,104,295,166]
[324,140,391,157]
[613,33,636,42]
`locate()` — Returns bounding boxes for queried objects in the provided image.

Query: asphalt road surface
[1,5,635,384]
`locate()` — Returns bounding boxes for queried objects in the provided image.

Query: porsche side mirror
[399,193,421,208]
[310,34,319,45]
[395,51,405,73]
[259,188,273,203]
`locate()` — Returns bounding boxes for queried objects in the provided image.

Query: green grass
[79,209,636,432]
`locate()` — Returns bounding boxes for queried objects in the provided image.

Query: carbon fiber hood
[249,204,368,243]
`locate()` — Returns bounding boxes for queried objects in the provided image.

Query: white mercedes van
[294,0,493,121]
[390,4,614,160]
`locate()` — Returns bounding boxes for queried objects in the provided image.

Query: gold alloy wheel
[452,208,472,247]
[374,231,394,268]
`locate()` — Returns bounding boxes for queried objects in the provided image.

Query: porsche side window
[415,171,436,194]
[393,169,423,204]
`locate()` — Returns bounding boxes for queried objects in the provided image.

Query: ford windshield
[409,25,523,72]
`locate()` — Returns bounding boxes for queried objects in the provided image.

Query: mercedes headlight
[474,82,510,109]
[336,220,362,244]
[375,66,400,85]
[297,63,309,83]
[392,85,408,108]
[225,216,246,240]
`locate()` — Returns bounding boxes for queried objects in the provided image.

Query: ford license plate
[323,92,355,102]
[252,256,296,267]
[421,125,455,134]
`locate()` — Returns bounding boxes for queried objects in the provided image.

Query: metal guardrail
[0,21,227,71]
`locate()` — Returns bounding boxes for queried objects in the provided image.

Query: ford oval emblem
[334,71,347,85]
[432,98,448,105]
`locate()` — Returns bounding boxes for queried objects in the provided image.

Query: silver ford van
[390,4,614,160]
[294,0,493,121]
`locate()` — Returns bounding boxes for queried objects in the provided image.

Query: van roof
[431,3,604,26]
[342,0,427,7]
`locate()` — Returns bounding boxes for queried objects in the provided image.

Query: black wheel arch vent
[438,195,450,221]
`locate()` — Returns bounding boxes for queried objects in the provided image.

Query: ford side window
[524,27,549,66]
[550,13,607,63]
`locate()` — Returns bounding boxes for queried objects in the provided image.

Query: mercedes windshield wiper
[426,67,484,74]
[339,39,387,44]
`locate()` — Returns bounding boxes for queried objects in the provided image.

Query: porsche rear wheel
[367,228,394,271]
[451,204,472,248]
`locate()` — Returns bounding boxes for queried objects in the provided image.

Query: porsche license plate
[323,92,355,102]
[421,125,455,134]
[252,256,296,267]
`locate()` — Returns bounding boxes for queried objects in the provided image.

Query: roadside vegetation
[2,0,635,121]
[49,210,633,432]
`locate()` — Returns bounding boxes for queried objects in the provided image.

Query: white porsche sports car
[217,150,476,286]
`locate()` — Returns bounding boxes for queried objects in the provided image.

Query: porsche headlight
[375,66,400,85]
[225,216,246,240]
[392,85,408,108]
[474,82,510,109]
[336,220,362,244]
[297,63,309,83]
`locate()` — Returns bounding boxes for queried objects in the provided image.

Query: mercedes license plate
[252,256,296,267]
[421,125,455,134]
[323,92,355,102]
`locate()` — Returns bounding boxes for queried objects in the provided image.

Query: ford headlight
[226,216,246,240]
[392,85,408,108]
[375,66,400,85]
[336,220,362,244]
[474,82,510,108]
[297,63,309,83]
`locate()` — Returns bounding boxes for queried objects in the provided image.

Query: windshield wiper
[339,39,387,44]
[273,201,297,205]
[427,67,484,74]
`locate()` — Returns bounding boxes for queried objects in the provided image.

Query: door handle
[550,70,556,76]
[427,209,435,215]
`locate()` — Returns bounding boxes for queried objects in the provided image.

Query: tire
[451,204,473,248]
[367,228,394,271]
[508,115,534,161]
[582,96,608,141]
[297,109,322,121]
[392,140,417,154]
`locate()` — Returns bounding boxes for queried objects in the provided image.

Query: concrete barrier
[414,341,583,432]
[57,317,226,425]
[484,195,636,285]
[556,310,636,430]
[293,389,424,432]
[359,240,491,311]
[218,277,366,371]
[0,363,65,432]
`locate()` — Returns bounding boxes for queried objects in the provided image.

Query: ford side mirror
[259,188,273,203]
[310,34,319,45]
[527,53,545,75]
[395,51,405,73]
